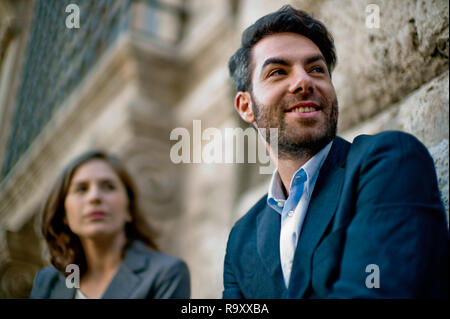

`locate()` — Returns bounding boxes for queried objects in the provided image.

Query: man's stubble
[251,92,339,161]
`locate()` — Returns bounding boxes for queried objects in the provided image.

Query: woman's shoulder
[34,266,61,283]
[124,240,190,298]
[127,240,188,270]
[29,266,62,298]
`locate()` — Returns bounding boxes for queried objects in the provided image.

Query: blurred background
[0,0,448,298]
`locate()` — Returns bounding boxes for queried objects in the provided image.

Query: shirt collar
[267,141,333,214]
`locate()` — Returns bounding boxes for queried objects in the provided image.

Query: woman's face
[64,159,132,240]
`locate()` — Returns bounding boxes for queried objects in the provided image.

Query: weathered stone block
[341,71,448,145]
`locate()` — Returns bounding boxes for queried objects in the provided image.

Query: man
[223,5,448,298]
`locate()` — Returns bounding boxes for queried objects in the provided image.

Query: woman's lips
[87,212,106,219]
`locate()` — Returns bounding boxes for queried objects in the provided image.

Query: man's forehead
[251,32,323,67]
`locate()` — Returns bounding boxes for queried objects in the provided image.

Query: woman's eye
[101,181,116,191]
[74,184,88,193]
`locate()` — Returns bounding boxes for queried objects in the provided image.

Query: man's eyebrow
[260,57,290,72]
[260,54,326,74]
[305,54,326,65]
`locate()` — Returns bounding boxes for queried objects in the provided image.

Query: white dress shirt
[267,141,333,287]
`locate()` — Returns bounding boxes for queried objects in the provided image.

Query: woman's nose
[86,185,102,203]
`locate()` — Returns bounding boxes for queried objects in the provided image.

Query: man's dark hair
[229,5,337,92]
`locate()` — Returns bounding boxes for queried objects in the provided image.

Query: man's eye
[268,69,286,77]
[311,66,325,73]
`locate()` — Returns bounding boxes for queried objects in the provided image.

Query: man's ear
[235,91,256,125]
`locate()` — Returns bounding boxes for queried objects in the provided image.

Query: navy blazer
[30,240,190,299]
[223,131,449,298]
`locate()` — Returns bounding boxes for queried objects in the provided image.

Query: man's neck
[277,156,312,197]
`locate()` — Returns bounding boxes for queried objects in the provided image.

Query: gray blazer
[29,240,190,299]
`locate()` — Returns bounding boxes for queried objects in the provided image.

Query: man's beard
[251,94,338,160]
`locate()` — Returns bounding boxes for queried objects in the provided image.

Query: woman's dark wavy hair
[229,5,337,92]
[41,150,158,276]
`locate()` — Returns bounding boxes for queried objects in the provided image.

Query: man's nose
[288,69,313,95]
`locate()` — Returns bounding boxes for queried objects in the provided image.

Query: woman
[29,150,190,298]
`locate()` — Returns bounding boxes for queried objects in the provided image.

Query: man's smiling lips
[284,101,322,118]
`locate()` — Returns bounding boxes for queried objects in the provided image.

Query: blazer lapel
[50,275,76,299]
[288,137,350,298]
[101,241,148,299]
[256,204,287,296]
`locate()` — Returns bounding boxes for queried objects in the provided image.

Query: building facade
[0,0,448,298]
